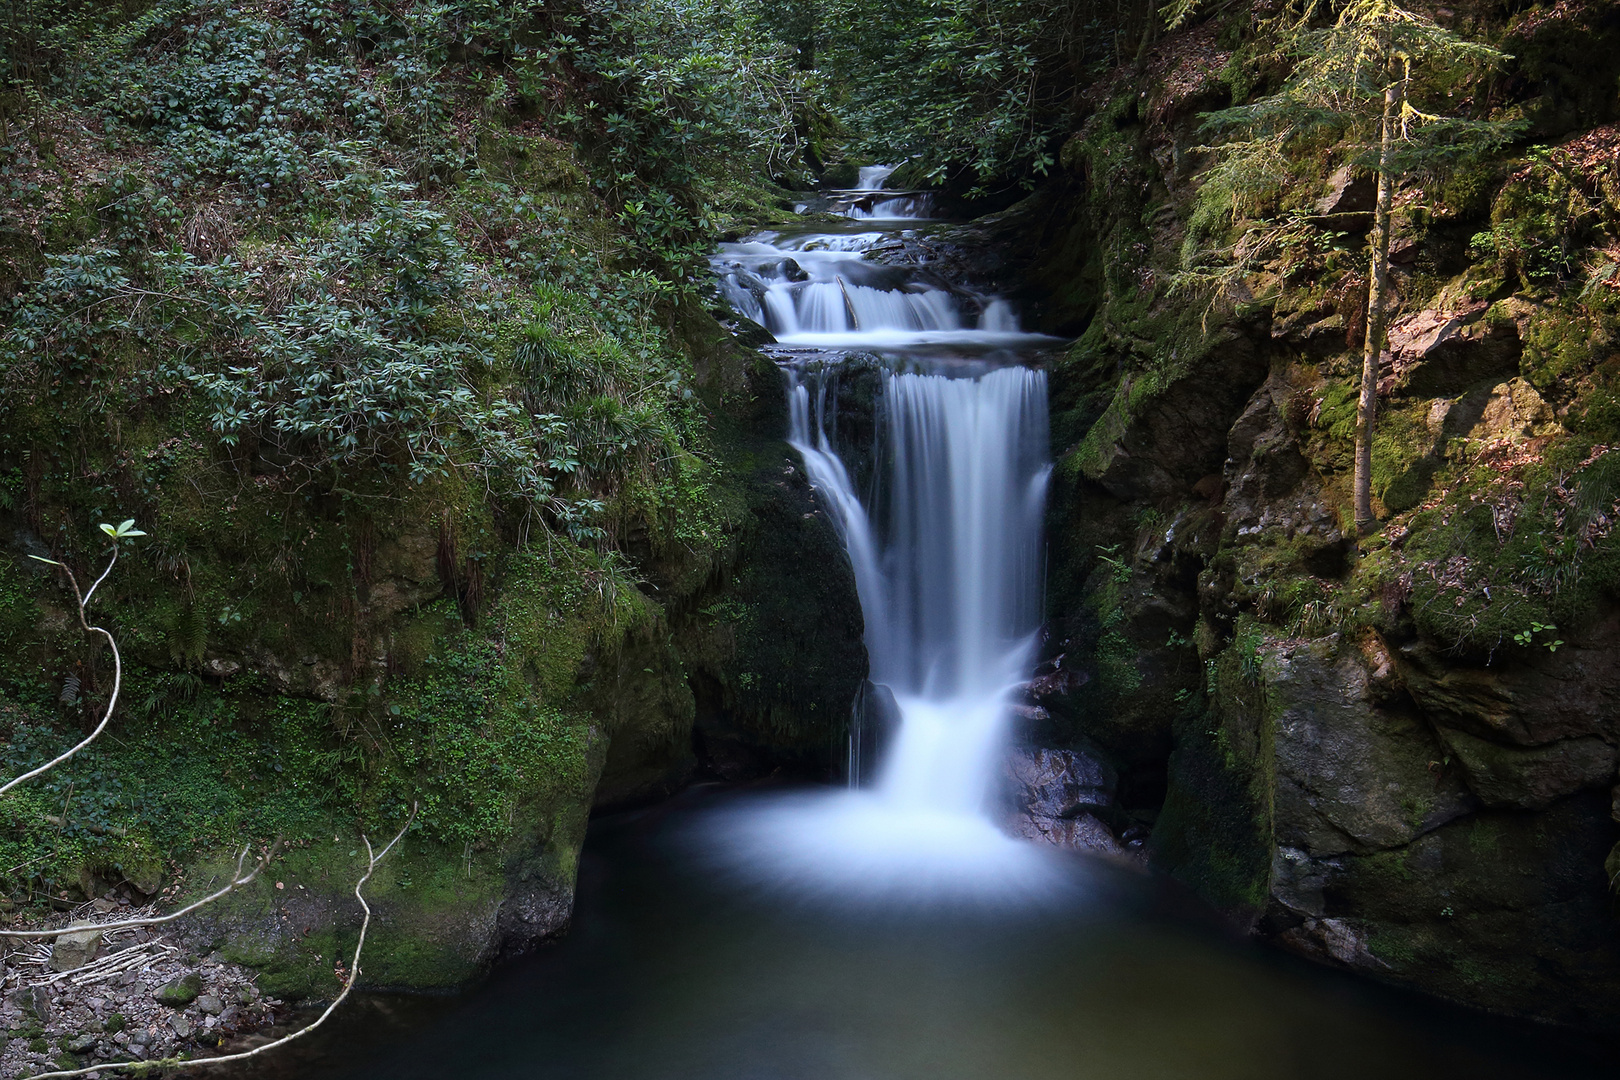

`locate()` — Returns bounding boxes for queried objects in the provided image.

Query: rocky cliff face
[993,0,1620,1033]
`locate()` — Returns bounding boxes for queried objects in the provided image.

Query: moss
[1521,300,1609,395]
[1149,621,1278,918]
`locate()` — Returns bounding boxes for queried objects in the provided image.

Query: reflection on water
[227,789,1611,1080]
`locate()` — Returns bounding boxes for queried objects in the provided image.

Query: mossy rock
[155,973,202,1007]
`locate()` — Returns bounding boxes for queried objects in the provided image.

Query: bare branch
[21,804,418,1080]
[0,842,277,939]
[0,550,121,799]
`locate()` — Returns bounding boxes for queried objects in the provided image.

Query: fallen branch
[23,803,417,1080]
[0,543,124,800]
[0,843,276,940]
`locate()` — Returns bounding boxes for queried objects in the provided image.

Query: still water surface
[235,787,1610,1080]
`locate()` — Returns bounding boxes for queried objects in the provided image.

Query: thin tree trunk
[1354,69,1404,535]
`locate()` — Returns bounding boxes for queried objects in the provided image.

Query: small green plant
[1511,621,1564,652]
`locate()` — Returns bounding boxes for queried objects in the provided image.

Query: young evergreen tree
[1194,1,1516,533]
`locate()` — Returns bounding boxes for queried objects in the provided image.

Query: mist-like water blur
[701,175,1061,906]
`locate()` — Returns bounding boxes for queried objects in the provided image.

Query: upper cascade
[712,230,1052,350]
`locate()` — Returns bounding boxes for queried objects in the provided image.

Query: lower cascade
[704,174,1066,904]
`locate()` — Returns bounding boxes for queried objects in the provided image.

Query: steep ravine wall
[997,1,1620,1034]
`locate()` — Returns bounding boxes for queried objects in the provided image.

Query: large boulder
[1266,640,1475,856]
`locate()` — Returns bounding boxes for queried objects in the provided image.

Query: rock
[1436,729,1617,809]
[11,985,51,1024]
[1278,916,1382,968]
[154,975,202,1008]
[1004,746,1140,862]
[170,1014,193,1038]
[203,657,241,678]
[1270,847,1335,918]
[1074,331,1268,501]
[1005,746,1115,819]
[50,926,102,972]
[194,994,223,1016]
[64,1034,97,1054]
[1266,641,1475,855]
[1470,378,1562,443]
[102,1012,126,1033]
[1317,166,1376,216]
[1380,304,1520,398]
[1009,808,1132,859]
[1396,632,1620,746]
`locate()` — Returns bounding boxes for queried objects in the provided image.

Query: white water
[712,230,1057,350]
[706,201,1063,904]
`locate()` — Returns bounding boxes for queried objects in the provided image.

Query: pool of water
[231,787,1612,1080]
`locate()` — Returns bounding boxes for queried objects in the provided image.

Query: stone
[1436,728,1617,809]
[49,926,102,972]
[194,994,223,1016]
[1380,305,1520,398]
[203,657,241,678]
[11,985,51,1024]
[1266,641,1475,856]
[102,1012,126,1033]
[1005,746,1115,819]
[1270,847,1335,918]
[153,975,201,1008]
[1470,378,1562,443]
[1317,166,1376,216]
[1396,629,1620,746]
[1278,916,1382,968]
[64,1033,97,1054]
[1009,808,1132,860]
[170,1014,193,1038]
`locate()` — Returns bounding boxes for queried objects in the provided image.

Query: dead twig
[0,843,276,940]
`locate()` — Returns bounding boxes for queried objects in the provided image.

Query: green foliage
[1511,621,1562,652]
[520,0,813,274]
[377,631,589,846]
[1185,1,1519,284]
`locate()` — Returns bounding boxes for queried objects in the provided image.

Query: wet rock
[1436,729,1617,809]
[50,926,102,972]
[1277,916,1382,968]
[1005,746,1115,818]
[1270,847,1335,918]
[1004,746,1141,862]
[1009,809,1129,858]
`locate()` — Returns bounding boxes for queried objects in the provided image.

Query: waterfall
[704,179,1064,905]
[715,360,1059,904]
[713,233,1049,348]
[790,364,1049,815]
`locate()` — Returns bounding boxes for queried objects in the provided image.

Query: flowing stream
[245,175,1612,1080]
